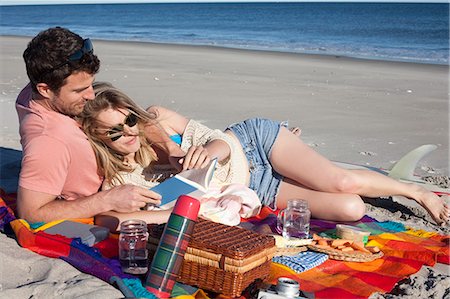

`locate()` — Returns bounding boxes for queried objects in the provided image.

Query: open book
[150,158,217,209]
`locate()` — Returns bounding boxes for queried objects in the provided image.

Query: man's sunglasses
[105,111,139,142]
[41,38,94,76]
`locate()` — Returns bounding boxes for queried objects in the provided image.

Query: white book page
[177,158,217,190]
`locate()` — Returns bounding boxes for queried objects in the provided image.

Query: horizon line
[1,0,449,6]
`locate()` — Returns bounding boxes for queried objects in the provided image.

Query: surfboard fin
[388,144,438,181]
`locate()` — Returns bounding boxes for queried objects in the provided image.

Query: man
[16,27,162,224]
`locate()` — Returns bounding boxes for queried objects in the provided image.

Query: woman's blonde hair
[80,82,157,186]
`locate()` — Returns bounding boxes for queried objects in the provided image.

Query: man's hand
[102,184,162,212]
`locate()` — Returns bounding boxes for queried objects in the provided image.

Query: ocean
[0,2,448,65]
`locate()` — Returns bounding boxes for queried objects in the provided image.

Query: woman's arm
[144,106,187,159]
[145,106,231,170]
[182,141,230,170]
[146,106,190,136]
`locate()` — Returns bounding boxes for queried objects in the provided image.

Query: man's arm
[17,185,162,223]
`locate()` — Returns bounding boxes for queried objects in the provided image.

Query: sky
[0,0,447,5]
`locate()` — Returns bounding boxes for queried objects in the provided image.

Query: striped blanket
[248,207,449,298]
[1,192,448,299]
[0,192,206,299]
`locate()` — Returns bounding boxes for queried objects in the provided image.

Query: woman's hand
[180,145,212,170]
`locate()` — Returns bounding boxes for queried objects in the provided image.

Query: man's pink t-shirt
[16,84,102,200]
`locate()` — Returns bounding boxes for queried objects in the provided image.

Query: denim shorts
[227,118,283,209]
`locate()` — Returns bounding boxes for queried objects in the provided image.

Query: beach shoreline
[2,33,448,67]
[1,35,448,176]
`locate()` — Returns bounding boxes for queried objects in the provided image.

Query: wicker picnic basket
[148,218,277,297]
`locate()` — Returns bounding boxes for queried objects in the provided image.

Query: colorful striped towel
[0,193,204,299]
[245,206,449,299]
[2,192,448,299]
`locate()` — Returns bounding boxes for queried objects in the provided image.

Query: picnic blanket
[1,191,448,299]
[246,207,449,299]
[0,192,208,299]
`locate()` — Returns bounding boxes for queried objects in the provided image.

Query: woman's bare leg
[270,127,449,225]
[277,178,366,222]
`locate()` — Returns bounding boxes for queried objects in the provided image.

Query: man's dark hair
[23,27,100,93]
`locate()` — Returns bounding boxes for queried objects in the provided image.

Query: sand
[0,233,123,298]
[0,35,448,298]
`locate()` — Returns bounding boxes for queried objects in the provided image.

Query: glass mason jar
[119,219,149,274]
[277,199,311,239]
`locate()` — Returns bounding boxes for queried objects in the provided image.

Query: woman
[81,82,448,226]
[79,82,174,229]
[80,82,261,229]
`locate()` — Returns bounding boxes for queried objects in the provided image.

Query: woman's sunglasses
[105,111,139,142]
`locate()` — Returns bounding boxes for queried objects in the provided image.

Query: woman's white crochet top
[103,119,248,190]
[180,119,248,186]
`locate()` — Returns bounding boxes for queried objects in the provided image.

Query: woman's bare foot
[290,127,302,137]
[414,188,449,226]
